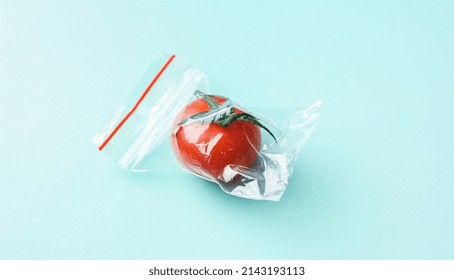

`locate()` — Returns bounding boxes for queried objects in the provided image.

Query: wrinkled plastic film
[221,100,322,201]
[171,99,322,201]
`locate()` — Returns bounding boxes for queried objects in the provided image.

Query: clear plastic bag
[93,54,321,201]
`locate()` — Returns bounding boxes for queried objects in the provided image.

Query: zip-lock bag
[93,54,321,201]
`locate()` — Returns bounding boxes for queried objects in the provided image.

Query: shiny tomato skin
[171,97,261,181]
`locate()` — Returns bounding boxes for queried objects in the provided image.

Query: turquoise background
[1,0,453,259]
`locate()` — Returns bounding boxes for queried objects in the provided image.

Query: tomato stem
[179,90,277,142]
[214,112,277,142]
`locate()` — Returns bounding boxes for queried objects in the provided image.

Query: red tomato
[171,96,261,181]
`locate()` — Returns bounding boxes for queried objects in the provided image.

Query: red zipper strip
[99,54,176,151]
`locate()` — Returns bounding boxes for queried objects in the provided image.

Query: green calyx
[182,90,277,142]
